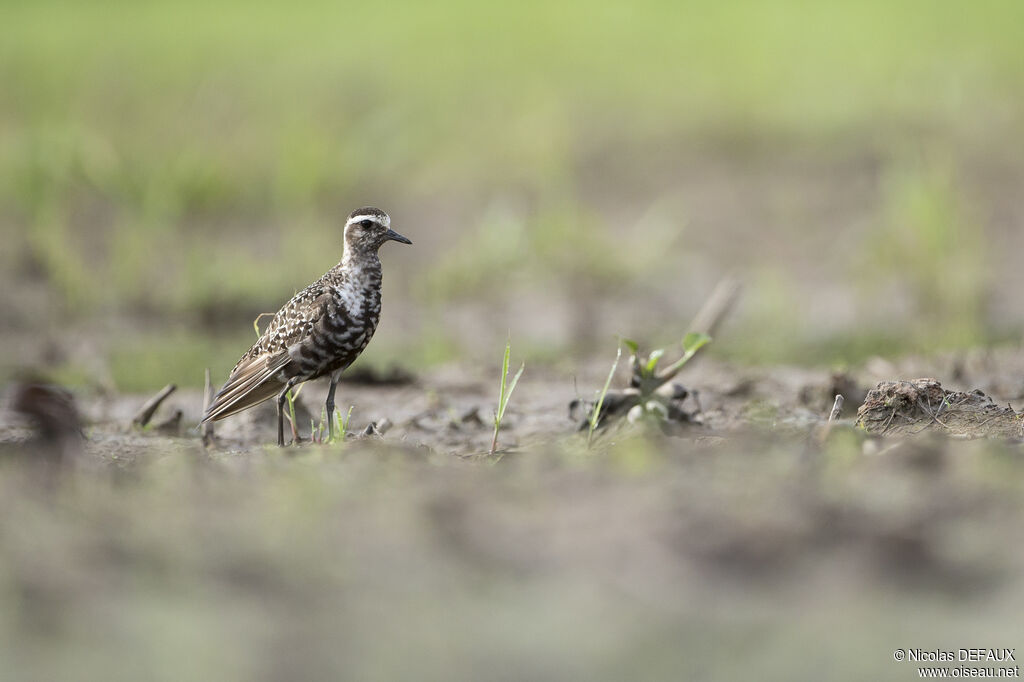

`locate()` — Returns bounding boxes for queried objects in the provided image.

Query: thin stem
[589,344,622,445]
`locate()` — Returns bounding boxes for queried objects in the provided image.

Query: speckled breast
[293,281,382,379]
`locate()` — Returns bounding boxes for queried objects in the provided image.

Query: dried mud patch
[857,378,1023,439]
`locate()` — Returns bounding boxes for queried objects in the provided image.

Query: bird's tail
[202,354,291,423]
[202,380,284,423]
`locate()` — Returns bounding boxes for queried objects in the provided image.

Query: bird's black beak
[385,229,412,245]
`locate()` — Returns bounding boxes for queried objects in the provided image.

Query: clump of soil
[856,378,1023,439]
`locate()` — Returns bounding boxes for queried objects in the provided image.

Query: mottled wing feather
[244,285,334,360]
[202,284,335,423]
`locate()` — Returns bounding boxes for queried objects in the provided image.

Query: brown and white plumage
[201,207,411,445]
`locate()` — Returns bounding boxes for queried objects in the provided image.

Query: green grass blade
[287,389,297,425]
[589,344,622,445]
[497,336,511,422]
[253,312,274,338]
[499,362,524,422]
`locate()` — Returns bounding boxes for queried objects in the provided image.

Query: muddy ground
[2,349,1023,681]
[16,344,1017,455]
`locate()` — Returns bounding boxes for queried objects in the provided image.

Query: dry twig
[133,384,176,429]
[828,394,844,423]
[201,369,214,446]
[654,276,741,386]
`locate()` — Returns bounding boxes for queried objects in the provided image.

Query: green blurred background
[2,0,1023,390]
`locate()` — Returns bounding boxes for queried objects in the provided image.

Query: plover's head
[343,207,411,254]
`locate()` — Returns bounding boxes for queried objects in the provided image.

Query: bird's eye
[360,219,374,228]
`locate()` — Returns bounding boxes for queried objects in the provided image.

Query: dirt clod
[856,378,1023,439]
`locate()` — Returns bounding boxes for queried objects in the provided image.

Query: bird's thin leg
[277,377,301,447]
[277,396,284,447]
[326,378,338,442]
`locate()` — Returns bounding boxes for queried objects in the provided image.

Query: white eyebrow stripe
[348,214,390,227]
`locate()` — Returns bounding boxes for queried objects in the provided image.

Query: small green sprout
[631,332,710,422]
[490,337,524,456]
[586,332,712,433]
[334,405,354,441]
[311,404,354,444]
